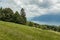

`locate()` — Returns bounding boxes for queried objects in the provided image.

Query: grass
[0,21,60,40]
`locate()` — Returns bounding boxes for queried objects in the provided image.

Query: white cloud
[39,0,43,2]
[14,0,22,5]
[51,0,58,4]
[48,1,60,14]
[0,0,60,18]
[13,0,60,17]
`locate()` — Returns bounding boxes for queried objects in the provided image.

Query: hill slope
[0,21,60,40]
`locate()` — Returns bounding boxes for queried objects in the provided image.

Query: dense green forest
[0,8,26,25]
[0,7,60,32]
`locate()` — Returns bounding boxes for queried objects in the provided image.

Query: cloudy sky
[0,0,60,25]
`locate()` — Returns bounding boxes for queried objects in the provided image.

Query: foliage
[28,22,34,27]
[0,7,27,25]
[20,8,27,25]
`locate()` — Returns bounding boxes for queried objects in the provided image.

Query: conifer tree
[20,8,27,25]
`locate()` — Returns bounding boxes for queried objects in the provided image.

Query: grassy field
[0,21,60,40]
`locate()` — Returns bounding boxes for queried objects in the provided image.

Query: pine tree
[20,8,27,25]
[13,11,21,24]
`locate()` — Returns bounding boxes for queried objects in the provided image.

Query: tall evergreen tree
[20,8,27,25]
[13,11,21,24]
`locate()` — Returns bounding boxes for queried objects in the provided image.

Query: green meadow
[0,21,60,40]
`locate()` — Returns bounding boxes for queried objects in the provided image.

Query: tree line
[28,22,60,32]
[0,8,26,25]
[0,7,60,32]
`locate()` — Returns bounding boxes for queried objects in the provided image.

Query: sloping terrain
[0,21,60,40]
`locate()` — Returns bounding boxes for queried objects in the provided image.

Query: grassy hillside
[0,21,60,40]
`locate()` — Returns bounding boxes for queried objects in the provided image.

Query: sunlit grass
[0,21,60,40]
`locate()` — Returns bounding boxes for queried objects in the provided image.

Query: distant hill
[0,21,60,40]
[31,14,60,25]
